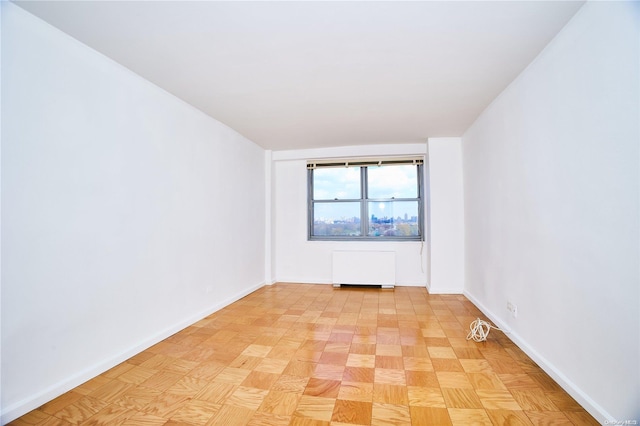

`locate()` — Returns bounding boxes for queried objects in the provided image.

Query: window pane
[367,165,417,199]
[368,201,419,237]
[313,167,361,200]
[313,202,361,236]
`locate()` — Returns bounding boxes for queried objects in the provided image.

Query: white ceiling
[14,1,584,151]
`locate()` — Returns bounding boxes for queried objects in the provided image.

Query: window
[308,158,424,241]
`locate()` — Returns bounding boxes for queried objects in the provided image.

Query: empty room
[1,1,638,425]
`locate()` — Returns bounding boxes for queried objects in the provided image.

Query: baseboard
[426,286,464,294]
[426,281,463,294]
[463,289,614,424]
[276,279,428,288]
[0,281,265,424]
[275,278,333,285]
[394,281,429,287]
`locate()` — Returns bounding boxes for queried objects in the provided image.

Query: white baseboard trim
[275,280,428,288]
[427,286,464,294]
[426,280,463,294]
[463,290,614,424]
[275,278,333,285]
[1,281,265,424]
[394,281,429,287]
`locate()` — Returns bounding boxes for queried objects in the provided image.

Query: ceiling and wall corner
[13,0,585,151]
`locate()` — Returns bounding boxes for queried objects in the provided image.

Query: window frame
[307,158,425,241]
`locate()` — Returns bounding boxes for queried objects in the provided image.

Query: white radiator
[332,251,396,288]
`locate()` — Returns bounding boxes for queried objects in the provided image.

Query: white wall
[0,2,4,416]
[463,2,639,422]
[427,138,465,294]
[272,144,429,287]
[1,3,265,422]
[264,150,274,284]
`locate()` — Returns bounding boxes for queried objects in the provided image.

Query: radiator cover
[331,251,396,288]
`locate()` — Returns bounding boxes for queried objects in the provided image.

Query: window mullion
[361,167,368,237]
[308,168,313,240]
[418,164,425,241]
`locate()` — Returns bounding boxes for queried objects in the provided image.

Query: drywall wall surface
[0,2,4,416]
[1,3,265,421]
[427,138,464,294]
[463,2,639,422]
[272,145,429,287]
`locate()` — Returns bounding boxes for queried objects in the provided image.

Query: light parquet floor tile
[372,384,408,405]
[407,386,446,408]
[337,381,374,403]
[53,396,109,425]
[247,411,291,426]
[304,378,341,398]
[293,395,336,422]
[168,400,219,425]
[258,390,301,416]
[120,412,167,426]
[409,406,452,425]
[370,403,411,426]
[448,408,493,425]
[10,284,598,426]
[207,404,255,425]
[331,399,372,425]
[227,386,270,410]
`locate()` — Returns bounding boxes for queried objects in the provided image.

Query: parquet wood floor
[10,284,598,425]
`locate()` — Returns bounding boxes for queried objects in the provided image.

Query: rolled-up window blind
[307,157,424,169]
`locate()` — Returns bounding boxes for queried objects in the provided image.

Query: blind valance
[307,157,424,169]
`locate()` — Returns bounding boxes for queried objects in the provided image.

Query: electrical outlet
[507,301,518,318]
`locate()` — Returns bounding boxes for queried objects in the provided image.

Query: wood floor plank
[11,284,598,426]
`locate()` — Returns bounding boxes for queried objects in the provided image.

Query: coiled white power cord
[466,318,506,342]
